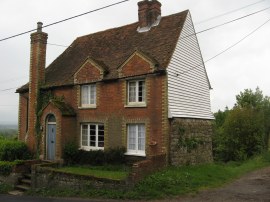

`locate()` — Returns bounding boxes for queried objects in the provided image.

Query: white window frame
[80,84,96,108]
[127,80,146,106]
[126,124,146,156]
[81,123,104,151]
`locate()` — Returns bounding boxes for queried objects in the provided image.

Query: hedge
[0,139,31,161]
[0,161,16,176]
[63,143,126,165]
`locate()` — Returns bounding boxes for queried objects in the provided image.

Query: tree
[213,87,270,162]
[236,87,264,109]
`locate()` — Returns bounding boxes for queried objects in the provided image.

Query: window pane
[128,125,136,150]
[90,125,96,147]
[98,125,104,147]
[138,81,145,102]
[81,125,88,146]
[81,86,89,105]
[90,85,96,105]
[138,124,145,151]
[128,82,136,102]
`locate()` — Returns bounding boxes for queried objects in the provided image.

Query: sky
[0,0,270,124]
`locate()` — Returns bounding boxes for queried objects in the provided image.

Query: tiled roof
[17,10,188,92]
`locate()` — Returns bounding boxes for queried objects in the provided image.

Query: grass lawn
[28,152,270,200]
[56,165,129,180]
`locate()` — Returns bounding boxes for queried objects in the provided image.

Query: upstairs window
[128,80,145,105]
[81,84,96,107]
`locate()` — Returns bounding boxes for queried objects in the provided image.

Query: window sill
[78,105,96,109]
[80,147,104,151]
[125,103,147,108]
[125,152,146,157]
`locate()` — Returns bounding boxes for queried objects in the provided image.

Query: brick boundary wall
[169,118,213,166]
[128,154,167,182]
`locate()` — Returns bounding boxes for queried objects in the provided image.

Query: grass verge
[28,152,270,200]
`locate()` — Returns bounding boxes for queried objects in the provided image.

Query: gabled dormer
[74,57,108,84]
[118,50,158,78]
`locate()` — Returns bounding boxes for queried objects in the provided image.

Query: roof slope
[17,10,188,92]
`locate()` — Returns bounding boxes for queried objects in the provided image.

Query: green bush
[0,140,31,161]
[63,144,126,165]
[0,161,16,176]
[63,142,79,165]
[0,183,12,193]
[213,107,265,162]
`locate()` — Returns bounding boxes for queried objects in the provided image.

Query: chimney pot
[37,22,43,32]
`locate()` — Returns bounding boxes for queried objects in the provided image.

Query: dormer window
[127,80,146,106]
[81,84,96,108]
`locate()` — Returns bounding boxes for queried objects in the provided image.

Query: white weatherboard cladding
[167,12,214,119]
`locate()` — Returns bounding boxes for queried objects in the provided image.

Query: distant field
[0,125,18,139]
[0,124,18,130]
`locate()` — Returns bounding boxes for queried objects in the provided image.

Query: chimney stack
[27,22,48,153]
[138,0,162,31]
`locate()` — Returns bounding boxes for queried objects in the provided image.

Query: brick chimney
[138,0,162,31]
[27,22,48,153]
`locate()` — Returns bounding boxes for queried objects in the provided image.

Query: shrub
[63,144,126,165]
[0,161,16,176]
[63,142,79,165]
[0,140,31,161]
[213,107,265,162]
[104,147,126,164]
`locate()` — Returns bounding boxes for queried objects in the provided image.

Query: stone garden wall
[169,118,213,166]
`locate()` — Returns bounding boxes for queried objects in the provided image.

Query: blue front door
[47,124,56,160]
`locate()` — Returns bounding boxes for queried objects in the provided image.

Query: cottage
[17,0,214,166]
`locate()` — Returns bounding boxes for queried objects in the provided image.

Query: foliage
[213,87,270,162]
[236,87,264,109]
[0,139,31,161]
[63,143,126,166]
[0,161,17,176]
[28,152,270,200]
[0,128,18,140]
[214,107,264,161]
[0,183,12,193]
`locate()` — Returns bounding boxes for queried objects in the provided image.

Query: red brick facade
[18,53,169,161]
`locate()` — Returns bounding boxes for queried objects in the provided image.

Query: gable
[74,58,106,84]
[167,12,214,119]
[118,51,156,78]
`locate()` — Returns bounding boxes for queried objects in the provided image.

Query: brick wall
[75,74,166,157]
[18,93,29,141]
[128,154,166,182]
[74,61,103,84]
[169,118,213,166]
[120,53,154,77]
